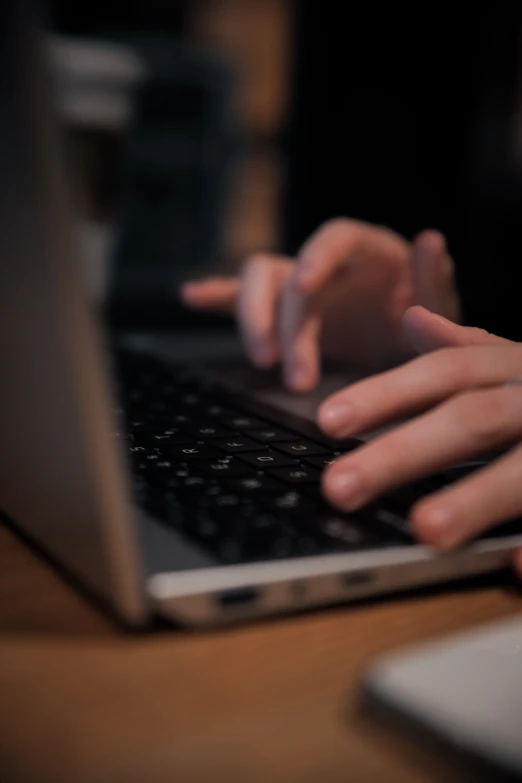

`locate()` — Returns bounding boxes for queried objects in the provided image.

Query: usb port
[217,586,259,608]
[342,571,372,587]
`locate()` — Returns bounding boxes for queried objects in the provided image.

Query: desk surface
[0,521,520,783]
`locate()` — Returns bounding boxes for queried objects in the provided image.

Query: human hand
[318,306,522,574]
[180,219,460,392]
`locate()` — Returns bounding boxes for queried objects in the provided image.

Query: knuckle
[468,326,490,340]
[322,217,354,233]
[451,390,514,445]
[304,217,354,248]
[315,217,358,243]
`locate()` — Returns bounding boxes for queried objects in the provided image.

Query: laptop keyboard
[113,349,522,564]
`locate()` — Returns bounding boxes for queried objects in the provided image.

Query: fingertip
[402,304,430,328]
[321,462,363,511]
[402,305,461,354]
[317,398,355,437]
[410,500,457,549]
[321,468,342,509]
[179,281,201,304]
[414,229,446,256]
[409,508,438,546]
[248,343,278,370]
[402,304,454,335]
[282,361,318,394]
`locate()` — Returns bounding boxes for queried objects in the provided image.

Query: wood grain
[0,521,520,783]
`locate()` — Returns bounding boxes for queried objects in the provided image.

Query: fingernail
[319,402,355,435]
[326,468,362,509]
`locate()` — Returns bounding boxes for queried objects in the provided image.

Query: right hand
[180,218,461,392]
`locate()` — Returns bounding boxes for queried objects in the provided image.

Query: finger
[411,230,461,321]
[403,305,510,354]
[180,278,239,313]
[411,437,522,549]
[322,384,522,512]
[236,254,292,368]
[294,218,408,294]
[318,343,522,439]
[278,274,321,392]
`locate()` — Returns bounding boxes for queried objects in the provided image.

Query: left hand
[317,306,522,575]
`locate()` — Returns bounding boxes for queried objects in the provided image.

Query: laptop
[1,1,521,629]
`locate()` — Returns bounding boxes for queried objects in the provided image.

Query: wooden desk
[0,522,520,783]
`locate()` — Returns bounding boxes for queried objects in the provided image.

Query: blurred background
[45,2,522,339]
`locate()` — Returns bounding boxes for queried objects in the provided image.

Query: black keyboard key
[162,443,221,461]
[240,513,300,560]
[184,423,235,440]
[176,474,222,496]
[202,402,235,418]
[212,436,267,454]
[217,412,266,430]
[315,513,375,548]
[370,505,413,539]
[227,476,283,494]
[298,484,325,501]
[128,443,152,457]
[127,419,155,431]
[270,466,321,485]
[172,370,207,392]
[177,392,203,408]
[193,491,244,512]
[242,513,286,558]
[188,508,224,548]
[135,461,187,484]
[140,431,194,446]
[326,437,363,453]
[249,428,299,444]
[238,451,299,469]
[382,477,450,517]
[263,527,298,559]
[303,456,339,470]
[138,459,179,487]
[382,489,421,516]
[134,452,164,466]
[260,489,316,514]
[166,412,205,427]
[198,457,251,477]
[132,475,154,501]
[184,499,254,562]
[274,440,330,458]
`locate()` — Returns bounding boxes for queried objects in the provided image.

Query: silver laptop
[1,2,521,629]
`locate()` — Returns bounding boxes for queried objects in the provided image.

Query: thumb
[411,230,461,322]
[402,305,511,355]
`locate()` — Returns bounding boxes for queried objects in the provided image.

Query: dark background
[48,1,522,339]
[284,4,522,340]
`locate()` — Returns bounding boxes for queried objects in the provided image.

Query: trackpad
[208,361,405,442]
[210,363,365,422]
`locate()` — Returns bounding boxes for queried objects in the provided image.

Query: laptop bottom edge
[145,530,522,628]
